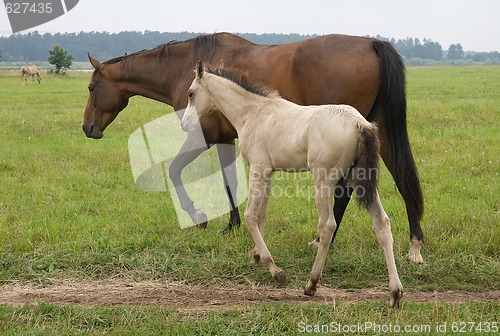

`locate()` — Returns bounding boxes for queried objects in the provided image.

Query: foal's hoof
[389,287,404,308]
[304,281,317,297]
[190,210,208,229]
[273,271,286,286]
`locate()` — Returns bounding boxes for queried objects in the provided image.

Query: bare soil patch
[0,279,498,313]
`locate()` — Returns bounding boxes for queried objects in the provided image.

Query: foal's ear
[195,58,204,79]
[88,52,103,71]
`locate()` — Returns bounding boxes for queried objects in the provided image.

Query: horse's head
[82,53,129,139]
[181,59,216,132]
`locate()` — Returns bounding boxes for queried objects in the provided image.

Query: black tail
[370,40,424,220]
[353,124,380,208]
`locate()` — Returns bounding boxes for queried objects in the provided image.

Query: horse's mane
[103,34,220,65]
[206,68,279,98]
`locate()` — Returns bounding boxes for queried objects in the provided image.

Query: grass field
[0,67,499,334]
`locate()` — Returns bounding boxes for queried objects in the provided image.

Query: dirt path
[0,278,498,313]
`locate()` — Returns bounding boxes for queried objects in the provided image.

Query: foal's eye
[88,85,94,93]
[188,90,194,99]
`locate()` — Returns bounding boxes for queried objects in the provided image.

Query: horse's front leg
[168,131,210,228]
[245,165,285,284]
[367,190,403,308]
[216,143,241,233]
[305,169,337,296]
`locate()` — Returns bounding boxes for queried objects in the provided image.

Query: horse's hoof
[190,210,208,229]
[273,271,286,286]
[389,287,403,308]
[308,238,320,248]
[222,220,240,234]
[408,239,424,264]
[408,252,423,264]
[252,253,261,264]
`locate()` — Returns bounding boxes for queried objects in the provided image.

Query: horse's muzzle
[82,123,103,139]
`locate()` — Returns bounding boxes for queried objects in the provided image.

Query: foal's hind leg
[367,190,403,308]
[309,176,353,247]
[304,169,337,296]
[245,165,284,284]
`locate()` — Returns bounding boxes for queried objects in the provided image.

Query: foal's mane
[103,34,220,65]
[206,68,279,98]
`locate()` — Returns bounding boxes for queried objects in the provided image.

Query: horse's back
[214,34,380,116]
[287,35,380,113]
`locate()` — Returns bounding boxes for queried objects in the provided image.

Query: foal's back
[241,101,368,172]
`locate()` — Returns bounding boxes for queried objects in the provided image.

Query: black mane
[103,34,220,65]
[206,68,276,98]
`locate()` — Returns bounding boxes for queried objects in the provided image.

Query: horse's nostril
[82,123,95,137]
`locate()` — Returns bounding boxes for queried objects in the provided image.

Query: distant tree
[48,45,73,73]
[447,44,464,60]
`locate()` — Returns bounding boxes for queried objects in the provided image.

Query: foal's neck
[205,75,269,132]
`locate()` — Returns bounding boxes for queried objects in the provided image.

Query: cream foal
[181,59,403,307]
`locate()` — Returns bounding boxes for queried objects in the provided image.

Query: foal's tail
[351,123,380,208]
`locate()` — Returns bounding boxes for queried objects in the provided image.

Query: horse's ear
[195,58,204,79]
[88,52,103,71]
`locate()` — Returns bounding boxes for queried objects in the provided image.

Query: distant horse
[20,65,42,84]
[82,33,424,264]
[182,59,403,307]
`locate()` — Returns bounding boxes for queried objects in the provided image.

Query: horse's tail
[352,123,380,208]
[370,40,423,220]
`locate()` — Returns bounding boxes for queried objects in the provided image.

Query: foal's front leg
[245,165,285,284]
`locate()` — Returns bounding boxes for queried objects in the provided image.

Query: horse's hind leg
[366,190,403,308]
[379,134,424,264]
[245,165,284,284]
[305,169,337,296]
[216,143,241,233]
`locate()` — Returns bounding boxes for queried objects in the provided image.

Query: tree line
[0,31,498,65]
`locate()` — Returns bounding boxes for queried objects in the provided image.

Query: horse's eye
[188,90,194,99]
[88,85,94,93]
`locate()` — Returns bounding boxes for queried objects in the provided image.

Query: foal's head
[181,59,216,132]
[82,54,130,139]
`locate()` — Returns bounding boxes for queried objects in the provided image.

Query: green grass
[1,301,498,335]
[0,67,499,333]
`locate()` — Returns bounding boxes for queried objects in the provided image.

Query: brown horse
[20,65,42,84]
[82,33,424,263]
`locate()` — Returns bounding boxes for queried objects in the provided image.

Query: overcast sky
[1,0,498,51]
